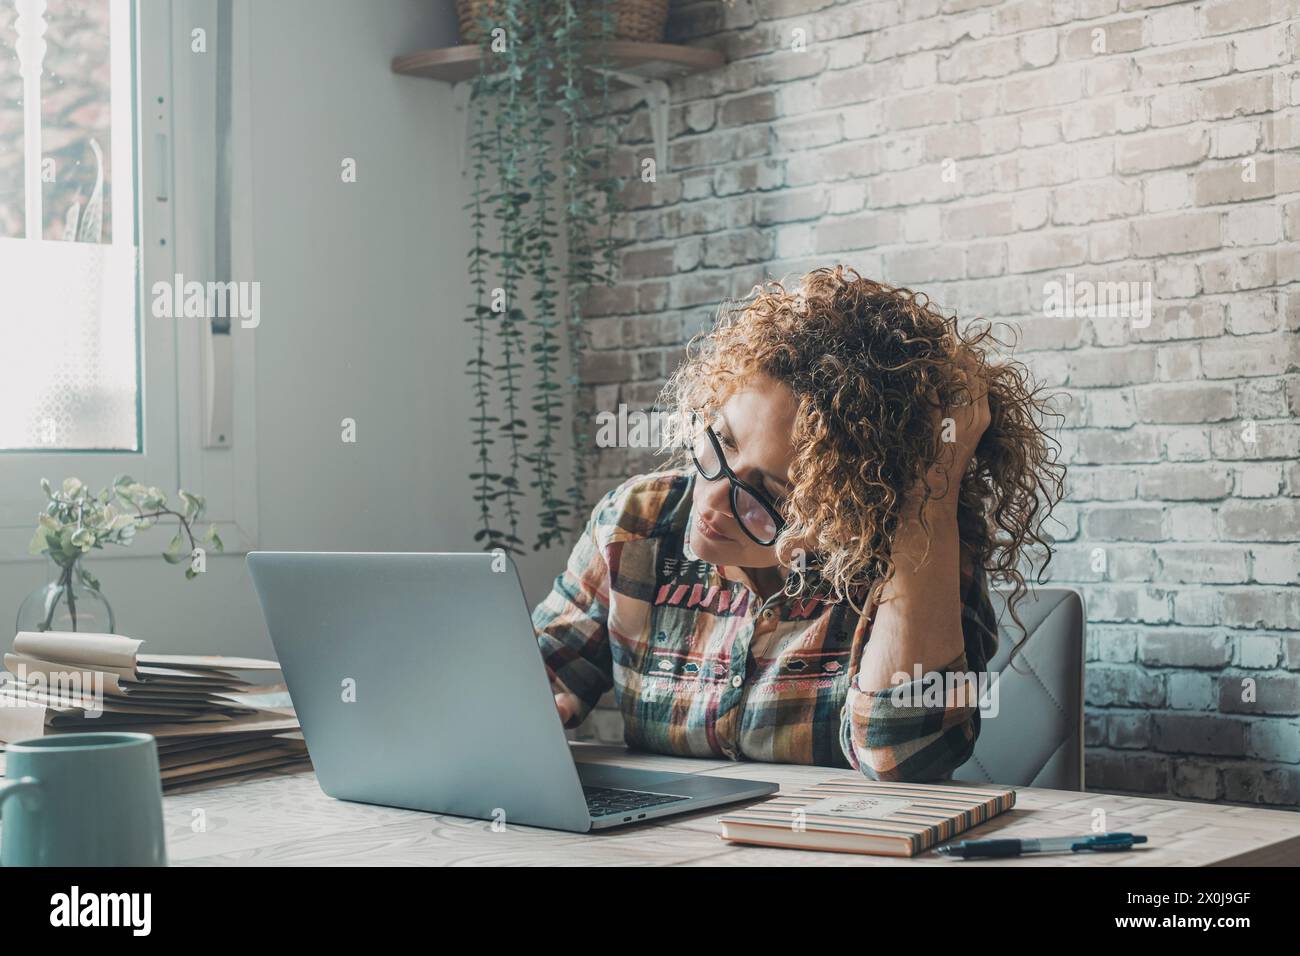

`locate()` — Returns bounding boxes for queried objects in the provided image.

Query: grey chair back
[953,587,1085,791]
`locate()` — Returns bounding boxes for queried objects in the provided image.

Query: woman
[533,265,1065,782]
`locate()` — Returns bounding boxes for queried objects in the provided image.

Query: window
[0,0,140,452]
[0,0,257,556]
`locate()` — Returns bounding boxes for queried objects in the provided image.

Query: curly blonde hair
[655,264,1068,663]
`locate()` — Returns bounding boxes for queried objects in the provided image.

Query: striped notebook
[718,777,1017,857]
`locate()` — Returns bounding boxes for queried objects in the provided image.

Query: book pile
[0,631,310,791]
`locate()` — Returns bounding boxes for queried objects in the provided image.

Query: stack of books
[0,630,310,791]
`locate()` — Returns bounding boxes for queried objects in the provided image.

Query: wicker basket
[457,0,670,45]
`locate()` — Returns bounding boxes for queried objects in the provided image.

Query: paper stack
[0,631,310,791]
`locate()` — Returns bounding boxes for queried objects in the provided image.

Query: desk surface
[162,743,1300,866]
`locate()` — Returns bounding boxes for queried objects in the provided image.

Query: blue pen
[936,832,1147,859]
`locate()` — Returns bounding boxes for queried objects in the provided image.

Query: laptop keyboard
[583,785,689,818]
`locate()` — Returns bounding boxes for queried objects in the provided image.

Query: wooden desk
[161,743,1300,866]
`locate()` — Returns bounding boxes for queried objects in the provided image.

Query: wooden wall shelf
[391,41,725,84]
[393,41,725,175]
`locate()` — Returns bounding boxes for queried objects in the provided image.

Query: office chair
[953,587,1086,791]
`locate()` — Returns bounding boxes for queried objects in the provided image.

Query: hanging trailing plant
[557,0,625,530]
[463,0,624,556]
[521,2,567,551]
[486,0,530,553]
[464,12,507,554]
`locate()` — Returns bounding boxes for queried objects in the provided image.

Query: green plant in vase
[19,475,223,634]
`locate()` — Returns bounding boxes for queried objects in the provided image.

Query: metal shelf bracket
[589,69,670,176]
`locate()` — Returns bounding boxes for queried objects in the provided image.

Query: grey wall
[2,0,569,659]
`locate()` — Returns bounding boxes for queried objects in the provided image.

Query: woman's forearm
[856,494,965,692]
[857,374,988,694]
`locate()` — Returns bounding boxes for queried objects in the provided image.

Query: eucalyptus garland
[557,0,625,539]
[464,0,624,556]
[465,7,506,553]
[489,0,529,552]
[523,2,566,551]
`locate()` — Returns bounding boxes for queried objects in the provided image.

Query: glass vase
[15,559,116,634]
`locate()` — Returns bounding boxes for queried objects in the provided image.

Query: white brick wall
[571,0,1300,808]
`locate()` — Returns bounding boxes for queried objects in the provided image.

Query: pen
[935,832,1147,859]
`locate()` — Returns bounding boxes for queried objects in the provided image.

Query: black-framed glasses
[687,411,786,547]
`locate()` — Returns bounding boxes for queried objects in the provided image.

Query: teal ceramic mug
[0,732,167,866]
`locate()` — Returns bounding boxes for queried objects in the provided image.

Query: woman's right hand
[554,691,582,726]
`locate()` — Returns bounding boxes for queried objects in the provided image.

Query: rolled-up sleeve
[531,487,620,729]
[839,563,999,782]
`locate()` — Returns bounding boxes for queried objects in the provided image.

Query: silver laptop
[246,551,778,832]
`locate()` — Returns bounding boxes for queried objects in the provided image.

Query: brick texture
[567,0,1300,808]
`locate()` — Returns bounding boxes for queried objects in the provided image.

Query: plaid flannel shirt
[532,467,1000,782]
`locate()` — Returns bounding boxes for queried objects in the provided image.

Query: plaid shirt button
[731,675,743,688]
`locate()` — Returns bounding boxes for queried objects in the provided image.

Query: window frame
[0,0,258,566]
